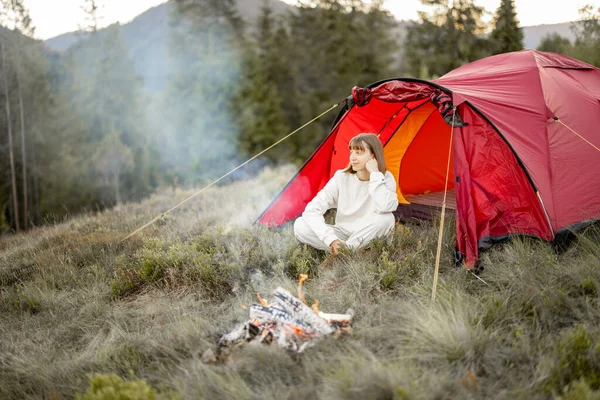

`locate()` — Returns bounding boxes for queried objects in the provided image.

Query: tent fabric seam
[534,60,558,235]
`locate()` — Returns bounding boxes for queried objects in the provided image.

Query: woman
[294,133,398,254]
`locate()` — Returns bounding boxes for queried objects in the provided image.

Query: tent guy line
[554,117,600,153]
[119,101,345,242]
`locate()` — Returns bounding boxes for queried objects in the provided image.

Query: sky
[382,0,600,25]
[24,0,168,40]
[22,0,600,40]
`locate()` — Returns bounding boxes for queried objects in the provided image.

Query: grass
[1,164,600,399]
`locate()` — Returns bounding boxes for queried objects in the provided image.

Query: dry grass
[1,165,600,399]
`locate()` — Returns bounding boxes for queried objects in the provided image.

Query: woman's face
[349,142,374,172]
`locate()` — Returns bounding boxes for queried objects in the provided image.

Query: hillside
[44,0,294,92]
[2,165,600,398]
[45,0,293,51]
[44,0,578,94]
[522,22,576,49]
[45,2,576,53]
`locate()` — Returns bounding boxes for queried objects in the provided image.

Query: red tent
[257,50,600,267]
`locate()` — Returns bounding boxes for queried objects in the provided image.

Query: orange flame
[311,299,319,314]
[298,274,309,304]
[256,293,269,307]
[283,323,317,337]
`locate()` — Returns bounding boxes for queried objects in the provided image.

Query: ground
[1,165,599,399]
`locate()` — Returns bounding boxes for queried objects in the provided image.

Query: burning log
[249,304,311,330]
[206,283,353,362]
[272,287,335,335]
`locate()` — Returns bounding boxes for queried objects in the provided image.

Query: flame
[311,299,319,314]
[256,293,269,307]
[298,274,309,304]
[287,324,306,336]
[283,323,318,337]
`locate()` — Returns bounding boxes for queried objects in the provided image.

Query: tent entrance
[383,101,455,206]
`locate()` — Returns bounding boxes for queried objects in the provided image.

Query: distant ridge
[46,1,578,53]
[43,1,580,93]
[44,0,291,52]
[522,22,576,49]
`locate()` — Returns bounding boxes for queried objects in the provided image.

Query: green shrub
[545,325,600,393]
[559,379,600,400]
[581,277,598,297]
[76,374,157,400]
[284,244,324,279]
[112,234,242,299]
[0,288,42,314]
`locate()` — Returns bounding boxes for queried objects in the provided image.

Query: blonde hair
[343,133,386,174]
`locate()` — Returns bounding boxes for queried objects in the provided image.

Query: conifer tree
[287,0,396,161]
[9,0,35,229]
[404,0,491,78]
[570,5,600,67]
[490,0,523,54]
[0,33,18,231]
[60,15,158,208]
[236,3,291,162]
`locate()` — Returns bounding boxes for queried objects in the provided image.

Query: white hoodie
[301,169,399,246]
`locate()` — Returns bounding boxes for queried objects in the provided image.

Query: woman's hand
[330,240,347,255]
[365,158,379,173]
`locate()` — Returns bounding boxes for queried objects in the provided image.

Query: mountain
[43,1,580,93]
[45,0,294,93]
[45,0,292,52]
[522,22,576,49]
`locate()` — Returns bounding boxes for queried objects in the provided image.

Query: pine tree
[404,0,491,78]
[80,0,101,32]
[286,0,397,161]
[8,20,58,226]
[0,33,18,231]
[8,0,35,229]
[235,2,291,163]
[490,0,523,54]
[570,5,600,67]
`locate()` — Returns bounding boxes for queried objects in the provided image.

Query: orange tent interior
[383,102,456,209]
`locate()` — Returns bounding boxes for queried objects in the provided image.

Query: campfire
[203,275,353,362]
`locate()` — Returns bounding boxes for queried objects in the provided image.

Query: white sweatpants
[293,213,395,251]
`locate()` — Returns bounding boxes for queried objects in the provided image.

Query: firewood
[249,305,294,324]
[273,287,335,335]
[218,323,247,347]
[317,312,353,322]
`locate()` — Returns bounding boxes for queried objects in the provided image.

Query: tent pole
[432,107,456,302]
[536,191,554,238]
